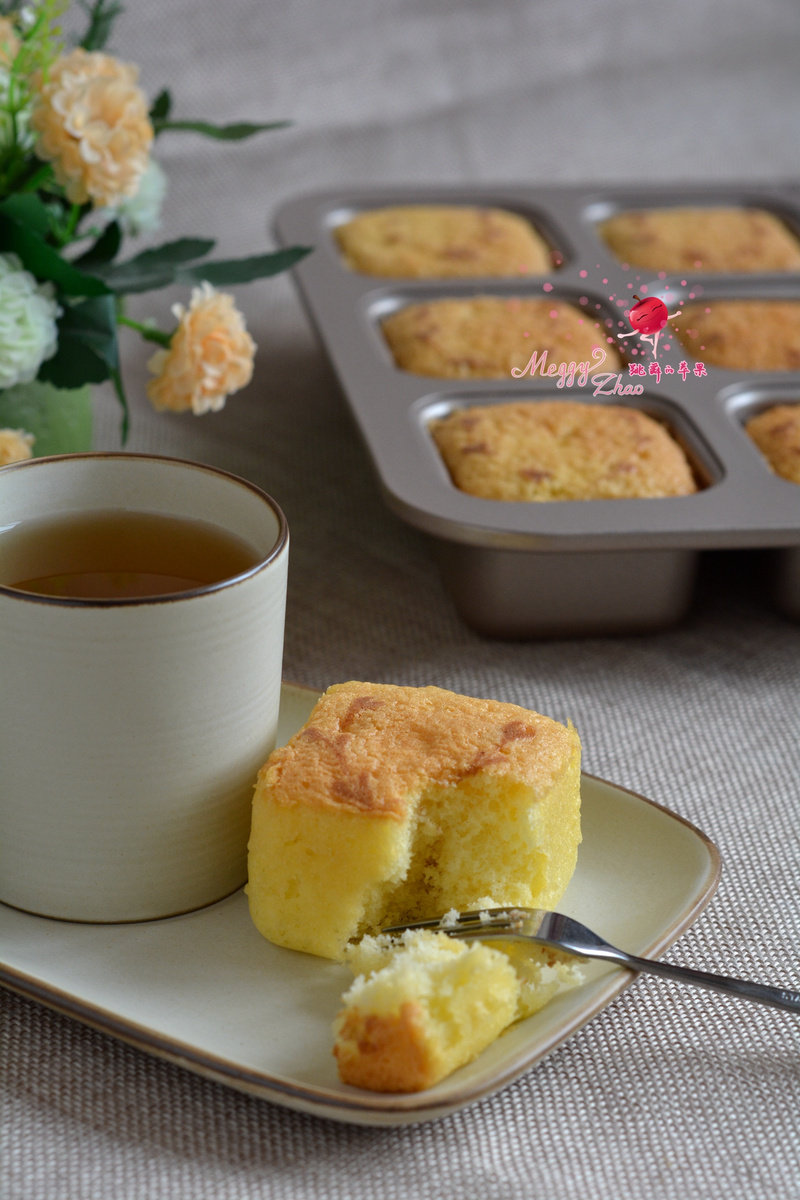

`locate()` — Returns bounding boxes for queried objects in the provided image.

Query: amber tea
[0,509,262,599]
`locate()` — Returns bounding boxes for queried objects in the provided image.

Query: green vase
[0,380,92,457]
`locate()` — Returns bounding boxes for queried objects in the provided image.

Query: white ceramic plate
[0,682,720,1126]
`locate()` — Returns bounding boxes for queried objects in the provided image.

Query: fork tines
[382,907,528,938]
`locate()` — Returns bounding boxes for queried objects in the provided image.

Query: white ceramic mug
[0,453,288,921]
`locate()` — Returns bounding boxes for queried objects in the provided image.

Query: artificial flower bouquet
[0,0,309,464]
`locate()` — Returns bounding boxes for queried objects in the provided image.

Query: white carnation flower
[91,158,167,237]
[0,253,61,388]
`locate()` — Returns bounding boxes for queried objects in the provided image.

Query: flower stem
[117,314,172,348]
[109,366,129,444]
[63,202,81,241]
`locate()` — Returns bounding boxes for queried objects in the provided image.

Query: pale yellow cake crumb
[334,931,519,1092]
[334,928,583,1092]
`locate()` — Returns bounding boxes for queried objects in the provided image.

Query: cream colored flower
[0,428,34,465]
[31,48,153,207]
[0,252,60,388]
[0,17,20,66]
[146,284,256,415]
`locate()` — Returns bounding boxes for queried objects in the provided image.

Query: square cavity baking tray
[275,184,800,637]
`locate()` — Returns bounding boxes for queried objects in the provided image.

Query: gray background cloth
[3,1,800,1196]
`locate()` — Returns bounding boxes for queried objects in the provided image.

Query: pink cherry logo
[628,295,669,335]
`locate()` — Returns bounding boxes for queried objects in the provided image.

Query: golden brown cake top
[334,205,552,278]
[745,404,800,484]
[431,400,697,501]
[382,296,621,380]
[677,300,800,371]
[258,681,578,819]
[599,207,800,273]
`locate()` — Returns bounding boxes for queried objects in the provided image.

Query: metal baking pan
[274,183,800,637]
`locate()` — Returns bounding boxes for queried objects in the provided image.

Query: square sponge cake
[431,400,697,502]
[598,207,800,273]
[381,296,621,379]
[745,404,800,483]
[247,681,581,960]
[334,204,552,278]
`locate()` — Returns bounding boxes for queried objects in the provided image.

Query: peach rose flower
[146,284,256,415]
[31,48,153,207]
[0,428,34,465]
[0,17,20,66]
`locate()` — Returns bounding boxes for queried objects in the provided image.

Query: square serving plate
[0,683,721,1126]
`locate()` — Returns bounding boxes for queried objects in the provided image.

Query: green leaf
[92,236,216,293]
[177,245,312,287]
[63,295,119,369]
[149,89,172,122]
[17,162,57,195]
[152,119,290,141]
[0,215,111,295]
[0,194,52,238]
[78,0,124,51]
[38,338,110,387]
[73,221,123,269]
[38,295,119,388]
[120,237,216,269]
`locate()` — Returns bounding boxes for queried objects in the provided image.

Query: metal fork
[382,908,800,1013]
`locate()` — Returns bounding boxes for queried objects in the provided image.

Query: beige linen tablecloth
[3,1,800,1196]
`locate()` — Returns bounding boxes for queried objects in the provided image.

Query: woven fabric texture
[3,2,800,1197]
